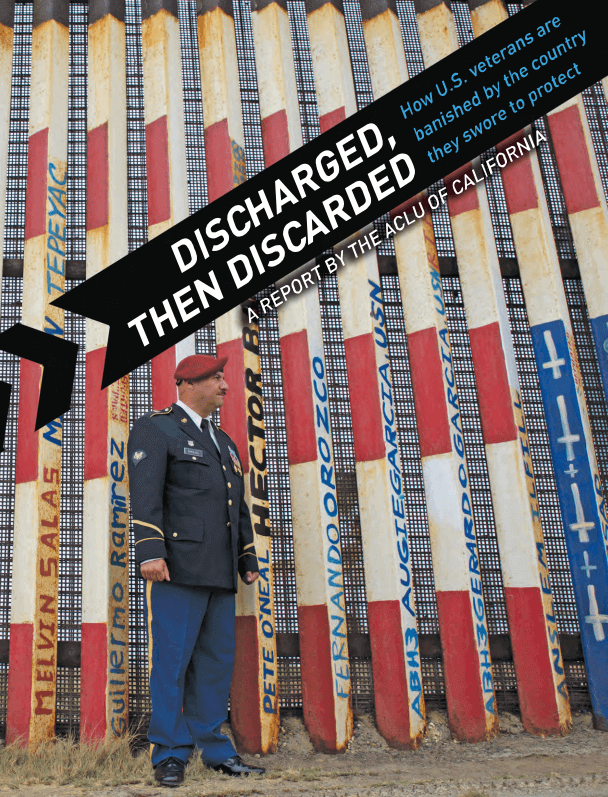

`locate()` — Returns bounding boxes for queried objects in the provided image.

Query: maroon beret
[174,354,228,382]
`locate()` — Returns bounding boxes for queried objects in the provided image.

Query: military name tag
[184,447,204,457]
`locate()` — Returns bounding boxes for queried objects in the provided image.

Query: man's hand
[243,571,259,585]
[141,559,170,582]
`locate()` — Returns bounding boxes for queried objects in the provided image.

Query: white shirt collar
[176,399,211,428]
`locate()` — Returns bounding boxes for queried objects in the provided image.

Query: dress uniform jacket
[128,403,258,590]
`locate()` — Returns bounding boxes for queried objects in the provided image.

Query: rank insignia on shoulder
[151,406,172,416]
[188,440,195,446]
[132,450,147,467]
[228,446,243,476]
[181,418,188,423]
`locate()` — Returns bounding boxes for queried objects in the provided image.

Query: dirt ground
[2,710,608,797]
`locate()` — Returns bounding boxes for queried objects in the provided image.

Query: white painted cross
[542,330,566,379]
[585,583,608,642]
[580,551,597,579]
[564,463,579,478]
[569,482,594,543]
[557,395,580,461]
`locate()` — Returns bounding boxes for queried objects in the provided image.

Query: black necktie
[201,418,219,452]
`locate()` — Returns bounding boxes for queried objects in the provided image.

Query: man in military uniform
[128,353,265,787]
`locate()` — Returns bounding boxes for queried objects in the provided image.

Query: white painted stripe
[148,218,174,240]
[450,208,501,330]
[508,209,568,328]
[165,13,189,226]
[22,237,47,329]
[393,225,438,334]
[29,21,69,138]
[198,9,245,145]
[11,482,39,624]
[216,307,243,346]
[451,181,520,391]
[82,477,111,624]
[252,3,301,150]
[356,459,402,603]
[363,11,408,98]
[336,227,378,340]
[291,460,333,606]
[415,4,458,68]
[251,5,287,117]
[485,441,539,589]
[175,335,196,363]
[469,0,507,35]
[142,12,188,227]
[0,22,13,262]
[422,453,470,593]
[306,4,358,119]
[569,209,608,321]
[106,26,129,269]
[276,267,317,337]
[142,11,177,124]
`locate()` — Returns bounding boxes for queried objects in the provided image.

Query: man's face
[183,370,228,416]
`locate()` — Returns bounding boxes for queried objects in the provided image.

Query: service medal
[228,446,242,476]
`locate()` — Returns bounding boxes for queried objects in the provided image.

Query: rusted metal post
[7,0,69,746]
[470,0,607,731]
[249,0,353,753]
[521,0,608,413]
[81,0,130,742]
[361,0,498,744]
[0,1,14,267]
[141,0,194,406]
[197,0,279,753]
[304,0,425,749]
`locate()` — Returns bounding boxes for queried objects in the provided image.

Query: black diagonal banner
[0,324,78,429]
[52,0,605,395]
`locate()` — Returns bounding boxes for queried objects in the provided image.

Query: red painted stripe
[436,590,488,742]
[24,128,49,240]
[281,330,317,465]
[151,347,177,412]
[218,338,249,474]
[468,322,517,445]
[231,615,263,752]
[145,115,171,225]
[504,586,563,735]
[367,600,413,749]
[86,123,109,231]
[497,132,538,215]
[343,334,385,462]
[407,327,451,458]
[548,104,599,214]
[445,162,480,216]
[205,118,234,203]
[319,107,346,134]
[80,622,108,742]
[6,623,34,745]
[261,109,290,167]
[298,603,337,752]
[16,359,41,484]
[84,347,109,481]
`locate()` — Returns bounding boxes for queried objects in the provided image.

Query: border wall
[0,0,607,748]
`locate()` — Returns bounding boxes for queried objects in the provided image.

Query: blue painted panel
[531,318,608,727]
[590,313,608,410]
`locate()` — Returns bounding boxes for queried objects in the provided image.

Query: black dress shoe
[154,757,186,788]
[212,755,265,777]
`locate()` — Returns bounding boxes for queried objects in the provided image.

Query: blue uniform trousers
[144,580,238,767]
